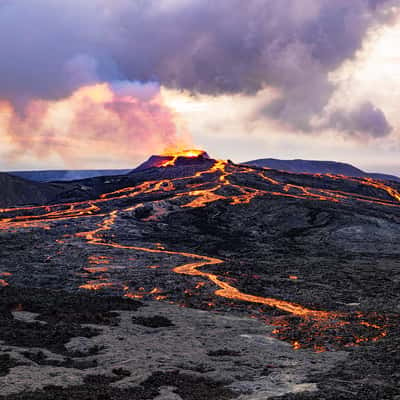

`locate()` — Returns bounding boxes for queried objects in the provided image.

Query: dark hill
[0,173,68,207]
[244,158,400,182]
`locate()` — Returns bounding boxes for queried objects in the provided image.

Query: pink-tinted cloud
[1,82,191,167]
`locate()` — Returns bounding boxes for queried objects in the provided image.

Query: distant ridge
[244,158,400,182]
[5,156,399,184]
[8,169,131,182]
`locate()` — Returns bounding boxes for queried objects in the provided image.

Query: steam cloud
[0,0,397,164]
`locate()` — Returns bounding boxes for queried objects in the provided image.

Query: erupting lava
[160,149,209,167]
[163,149,207,158]
[0,151,398,351]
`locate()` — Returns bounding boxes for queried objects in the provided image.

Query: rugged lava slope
[1,153,400,399]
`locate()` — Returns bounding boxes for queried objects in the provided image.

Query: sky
[0,0,399,174]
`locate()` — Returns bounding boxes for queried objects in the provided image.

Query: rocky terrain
[9,154,398,184]
[0,152,400,399]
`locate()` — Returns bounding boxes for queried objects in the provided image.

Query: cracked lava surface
[1,155,400,352]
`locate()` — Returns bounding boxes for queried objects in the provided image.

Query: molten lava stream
[73,200,388,352]
[77,204,331,319]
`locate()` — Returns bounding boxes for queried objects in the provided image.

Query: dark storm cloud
[328,102,393,138]
[0,0,396,132]
[116,0,394,94]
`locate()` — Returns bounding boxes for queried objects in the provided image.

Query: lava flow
[0,151,398,351]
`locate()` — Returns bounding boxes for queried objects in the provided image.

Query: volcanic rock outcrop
[134,150,210,171]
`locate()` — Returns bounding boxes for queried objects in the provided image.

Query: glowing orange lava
[162,149,206,158]
[79,281,116,290]
[160,149,207,167]
[0,156,397,351]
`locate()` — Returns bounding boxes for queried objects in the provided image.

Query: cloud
[0,0,395,98]
[327,102,393,138]
[0,0,397,163]
[1,83,191,167]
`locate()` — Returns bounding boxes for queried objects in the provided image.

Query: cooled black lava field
[1,153,400,399]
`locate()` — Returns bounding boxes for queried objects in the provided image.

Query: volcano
[134,149,210,171]
[1,150,400,399]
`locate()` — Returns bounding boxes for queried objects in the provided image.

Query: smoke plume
[1,82,191,166]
